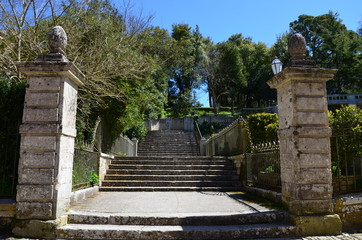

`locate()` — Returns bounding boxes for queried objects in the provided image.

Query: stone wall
[145,117,194,131]
[334,193,362,231]
[204,117,249,156]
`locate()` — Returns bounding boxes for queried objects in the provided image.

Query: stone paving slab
[69,191,273,215]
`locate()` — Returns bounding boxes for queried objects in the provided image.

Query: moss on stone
[291,214,342,236]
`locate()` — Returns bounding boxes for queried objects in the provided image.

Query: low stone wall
[99,153,114,183]
[145,117,193,132]
[109,135,137,156]
[204,117,249,156]
[334,193,362,231]
[70,186,99,205]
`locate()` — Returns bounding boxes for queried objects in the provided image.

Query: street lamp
[271,57,282,75]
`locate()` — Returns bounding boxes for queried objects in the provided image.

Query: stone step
[114,156,228,161]
[101,180,242,187]
[99,186,243,192]
[104,175,239,181]
[108,164,233,170]
[110,160,231,165]
[137,151,199,155]
[58,223,296,239]
[139,141,196,144]
[106,169,235,175]
[67,211,288,226]
[137,153,199,156]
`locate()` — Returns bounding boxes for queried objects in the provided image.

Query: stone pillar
[267,33,342,236]
[13,26,84,238]
[132,138,138,156]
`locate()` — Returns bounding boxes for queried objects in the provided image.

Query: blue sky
[116,0,362,106]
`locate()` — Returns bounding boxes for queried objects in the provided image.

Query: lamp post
[271,57,282,75]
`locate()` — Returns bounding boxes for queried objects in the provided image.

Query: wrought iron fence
[331,130,362,195]
[0,121,21,198]
[245,146,281,192]
[72,148,100,190]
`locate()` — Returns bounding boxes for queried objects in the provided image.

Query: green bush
[247,113,278,144]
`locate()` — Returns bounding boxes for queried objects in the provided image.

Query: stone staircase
[137,130,199,156]
[57,129,297,239]
[99,156,242,191]
[100,129,242,191]
[58,210,296,239]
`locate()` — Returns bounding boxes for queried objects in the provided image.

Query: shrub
[247,113,278,144]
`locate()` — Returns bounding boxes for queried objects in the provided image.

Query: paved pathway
[69,191,272,216]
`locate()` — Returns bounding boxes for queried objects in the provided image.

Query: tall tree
[208,34,274,109]
[167,24,209,116]
[290,12,362,93]
[0,0,170,147]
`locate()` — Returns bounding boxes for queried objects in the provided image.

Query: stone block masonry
[13,60,84,238]
[267,33,342,236]
[15,63,84,221]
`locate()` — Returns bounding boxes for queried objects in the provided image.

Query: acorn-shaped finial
[288,33,306,60]
[48,26,67,53]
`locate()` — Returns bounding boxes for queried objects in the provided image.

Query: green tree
[290,12,362,93]
[168,24,209,117]
[0,0,170,150]
[209,34,274,110]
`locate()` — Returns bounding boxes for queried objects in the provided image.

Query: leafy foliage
[0,0,170,150]
[209,34,275,109]
[289,12,362,93]
[247,113,279,145]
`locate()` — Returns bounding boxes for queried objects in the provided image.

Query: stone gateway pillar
[267,33,342,236]
[13,26,84,238]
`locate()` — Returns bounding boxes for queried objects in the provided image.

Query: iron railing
[245,144,281,192]
[331,130,362,195]
[72,148,100,190]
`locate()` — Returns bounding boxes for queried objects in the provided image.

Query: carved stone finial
[48,26,67,53]
[288,33,306,60]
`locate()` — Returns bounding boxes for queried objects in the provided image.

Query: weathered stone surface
[289,199,333,215]
[296,96,326,111]
[279,127,332,139]
[297,184,332,199]
[291,214,342,236]
[269,61,339,237]
[12,219,59,238]
[48,26,67,53]
[21,135,57,150]
[298,168,332,184]
[299,153,331,168]
[296,111,328,126]
[334,193,362,231]
[28,76,61,91]
[17,185,53,202]
[24,108,58,122]
[16,202,53,219]
[21,151,56,167]
[295,82,325,96]
[297,137,330,153]
[19,168,55,184]
[25,92,59,107]
[61,78,77,128]
[288,33,306,60]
